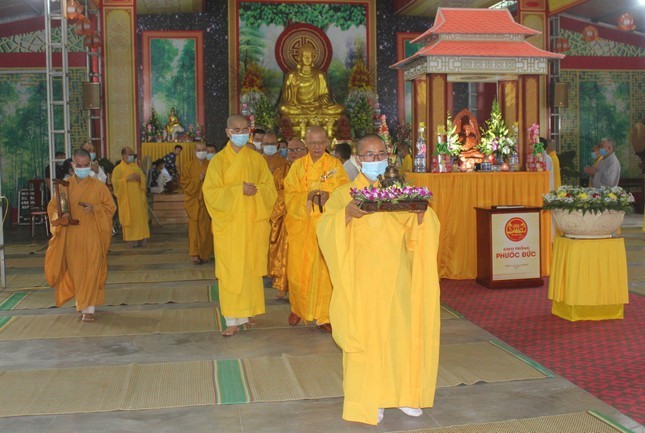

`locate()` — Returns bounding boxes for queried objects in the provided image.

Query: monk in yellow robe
[268,138,308,300]
[112,146,150,246]
[284,125,349,331]
[261,130,288,174]
[181,142,212,264]
[203,114,277,336]
[317,134,441,425]
[45,149,116,322]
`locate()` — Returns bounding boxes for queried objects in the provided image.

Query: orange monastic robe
[317,174,441,425]
[268,162,291,292]
[112,161,150,241]
[264,153,288,174]
[203,143,277,319]
[284,152,349,323]
[45,176,116,310]
[181,157,213,260]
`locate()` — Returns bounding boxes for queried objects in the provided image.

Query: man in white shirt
[81,142,107,184]
[584,138,621,187]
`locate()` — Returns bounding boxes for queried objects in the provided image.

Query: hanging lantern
[84,31,101,49]
[581,25,599,42]
[74,16,94,36]
[554,37,570,53]
[65,0,84,21]
[617,13,635,31]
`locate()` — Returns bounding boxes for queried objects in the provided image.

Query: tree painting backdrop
[142,31,204,134]
[151,38,196,127]
[233,1,374,109]
[0,71,86,209]
[560,70,643,179]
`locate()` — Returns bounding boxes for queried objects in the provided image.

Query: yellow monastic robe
[547,150,561,189]
[268,162,291,292]
[203,143,277,319]
[112,161,150,241]
[45,176,116,310]
[181,157,213,260]
[263,153,288,174]
[317,173,441,425]
[401,153,412,174]
[284,152,349,323]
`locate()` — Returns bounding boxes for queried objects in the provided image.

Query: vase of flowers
[433,113,461,172]
[543,185,634,238]
[478,100,516,161]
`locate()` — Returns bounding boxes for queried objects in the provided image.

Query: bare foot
[248,317,257,326]
[81,313,95,322]
[273,291,288,301]
[221,326,239,336]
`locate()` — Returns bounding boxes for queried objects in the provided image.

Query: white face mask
[206,153,215,161]
[196,151,207,160]
[253,141,262,150]
[263,145,278,156]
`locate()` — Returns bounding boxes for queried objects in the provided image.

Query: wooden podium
[475,207,544,289]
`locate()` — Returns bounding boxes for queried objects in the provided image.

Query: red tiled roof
[391,40,564,69]
[412,8,540,44]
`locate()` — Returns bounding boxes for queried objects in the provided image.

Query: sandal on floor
[248,317,257,326]
[81,313,95,322]
[221,326,239,336]
[191,256,204,264]
[273,291,288,301]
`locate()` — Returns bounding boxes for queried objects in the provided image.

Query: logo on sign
[505,217,527,242]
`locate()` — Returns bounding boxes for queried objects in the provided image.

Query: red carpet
[440,279,645,425]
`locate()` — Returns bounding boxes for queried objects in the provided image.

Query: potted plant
[543,185,634,238]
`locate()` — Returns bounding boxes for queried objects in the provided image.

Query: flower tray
[359,200,429,212]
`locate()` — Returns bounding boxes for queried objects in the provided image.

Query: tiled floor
[0,220,643,433]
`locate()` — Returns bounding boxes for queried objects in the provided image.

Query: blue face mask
[206,153,215,161]
[127,155,135,163]
[599,148,608,156]
[280,148,288,158]
[361,159,388,181]
[75,167,92,179]
[230,133,250,147]
[90,152,96,161]
[591,151,597,159]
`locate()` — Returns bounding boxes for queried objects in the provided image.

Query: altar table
[141,142,197,172]
[548,237,628,321]
[407,172,551,279]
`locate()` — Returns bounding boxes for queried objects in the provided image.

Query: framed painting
[227,0,377,113]
[396,32,422,125]
[142,31,205,135]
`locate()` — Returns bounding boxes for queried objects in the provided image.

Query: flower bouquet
[478,99,516,161]
[350,181,433,212]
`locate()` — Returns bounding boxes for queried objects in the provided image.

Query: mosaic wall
[559,70,644,179]
[0,27,85,53]
[136,1,429,146]
[560,29,645,58]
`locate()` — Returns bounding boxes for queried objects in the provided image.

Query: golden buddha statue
[165,107,184,141]
[278,44,344,117]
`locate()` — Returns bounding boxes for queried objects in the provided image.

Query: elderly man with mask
[268,138,308,300]
[181,142,213,264]
[584,138,621,187]
[283,125,349,332]
[112,146,150,247]
[45,149,116,322]
[203,115,277,336]
[317,133,441,425]
[81,142,107,183]
[262,129,288,174]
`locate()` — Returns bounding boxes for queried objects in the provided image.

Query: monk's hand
[410,209,424,225]
[243,182,258,196]
[345,200,369,225]
[79,201,93,213]
[318,191,330,207]
[91,161,100,173]
[127,173,141,182]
